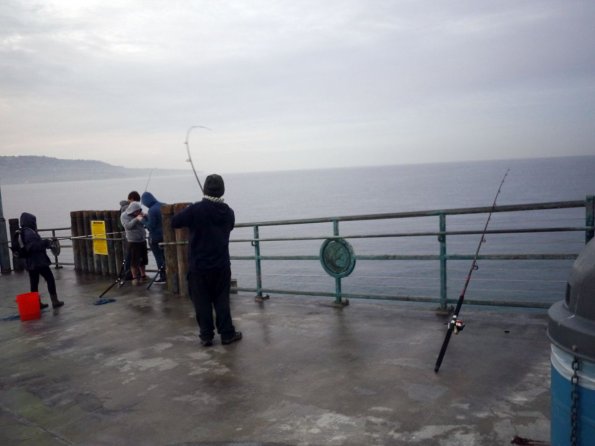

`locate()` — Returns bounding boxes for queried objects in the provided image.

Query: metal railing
[231,197,594,309]
[39,227,72,269]
[5,197,593,310]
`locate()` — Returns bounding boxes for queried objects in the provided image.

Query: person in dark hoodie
[141,191,166,283]
[171,174,242,347]
[19,212,64,309]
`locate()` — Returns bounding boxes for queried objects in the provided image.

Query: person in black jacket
[19,212,64,309]
[171,174,241,347]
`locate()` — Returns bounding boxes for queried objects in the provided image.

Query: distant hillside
[0,156,182,184]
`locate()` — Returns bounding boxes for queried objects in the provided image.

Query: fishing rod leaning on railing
[434,169,510,373]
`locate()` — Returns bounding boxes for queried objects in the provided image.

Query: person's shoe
[221,332,242,345]
[50,294,64,308]
[132,278,139,286]
[200,339,213,347]
[40,302,49,309]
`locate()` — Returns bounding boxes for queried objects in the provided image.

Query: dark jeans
[149,239,165,277]
[28,266,57,296]
[187,267,235,341]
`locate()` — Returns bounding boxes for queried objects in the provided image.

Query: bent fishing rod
[434,169,510,373]
[184,125,212,194]
[144,169,154,192]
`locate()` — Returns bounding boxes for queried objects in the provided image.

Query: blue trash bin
[548,237,595,446]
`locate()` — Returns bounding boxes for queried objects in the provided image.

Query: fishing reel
[448,315,466,334]
[453,319,465,334]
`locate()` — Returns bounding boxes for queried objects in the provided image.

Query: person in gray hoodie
[120,201,148,285]
[118,191,141,281]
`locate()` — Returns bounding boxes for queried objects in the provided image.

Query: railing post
[333,220,343,305]
[586,195,594,243]
[439,213,448,310]
[253,225,265,299]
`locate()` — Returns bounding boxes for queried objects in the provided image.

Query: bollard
[548,237,595,445]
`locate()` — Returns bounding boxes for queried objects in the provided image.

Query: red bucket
[15,292,42,321]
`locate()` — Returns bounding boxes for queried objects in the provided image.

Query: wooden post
[91,211,102,274]
[113,210,124,276]
[70,212,80,271]
[161,204,179,294]
[586,195,594,243]
[174,203,190,297]
[100,211,110,275]
[75,211,88,273]
[83,211,94,274]
[104,210,115,275]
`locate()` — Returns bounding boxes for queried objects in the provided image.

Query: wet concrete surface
[1,268,551,445]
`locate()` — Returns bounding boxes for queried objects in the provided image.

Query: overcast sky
[1,1,594,173]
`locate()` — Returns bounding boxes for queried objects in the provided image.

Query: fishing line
[184,125,212,193]
[144,169,154,192]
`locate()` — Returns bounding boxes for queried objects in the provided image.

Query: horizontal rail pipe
[25,199,591,310]
[231,198,592,309]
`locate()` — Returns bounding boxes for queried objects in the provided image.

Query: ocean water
[2,156,594,306]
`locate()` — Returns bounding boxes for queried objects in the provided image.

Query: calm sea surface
[2,156,594,306]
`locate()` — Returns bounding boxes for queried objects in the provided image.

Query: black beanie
[204,174,225,198]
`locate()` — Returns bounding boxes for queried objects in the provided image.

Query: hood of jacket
[126,201,143,215]
[20,212,37,230]
[141,192,159,208]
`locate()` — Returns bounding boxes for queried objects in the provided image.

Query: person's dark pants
[149,239,166,279]
[123,241,132,280]
[29,266,57,296]
[187,266,235,342]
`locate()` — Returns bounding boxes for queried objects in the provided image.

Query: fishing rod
[184,125,212,193]
[434,168,510,373]
[144,169,154,192]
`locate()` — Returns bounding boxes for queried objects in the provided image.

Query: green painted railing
[231,197,595,309]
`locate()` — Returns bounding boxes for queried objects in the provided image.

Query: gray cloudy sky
[1,0,594,172]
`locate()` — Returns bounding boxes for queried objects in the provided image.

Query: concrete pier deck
[1,268,551,445]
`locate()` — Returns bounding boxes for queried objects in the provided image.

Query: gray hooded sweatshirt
[120,201,146,242]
